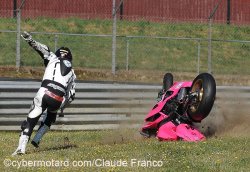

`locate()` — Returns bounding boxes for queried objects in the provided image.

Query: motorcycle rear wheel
[163,73,173,90]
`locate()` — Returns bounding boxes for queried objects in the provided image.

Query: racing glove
[21,31,33,42]
[69,89,75,102]
[157,89,165,102]
[60,89,75,110]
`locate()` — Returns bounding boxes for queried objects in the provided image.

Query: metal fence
[0,0,250,76]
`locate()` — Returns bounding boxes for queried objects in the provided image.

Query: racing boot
[31,124,49,148]
[12,120,30,156]
[12,133,29,156]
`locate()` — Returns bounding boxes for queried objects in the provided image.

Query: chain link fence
[0,0,250,77]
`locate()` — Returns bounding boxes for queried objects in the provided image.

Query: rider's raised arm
[21,31,57,65]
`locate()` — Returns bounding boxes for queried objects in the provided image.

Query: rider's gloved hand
[69,89,75,101]
[21,31,32,42]
[156,89,165,102]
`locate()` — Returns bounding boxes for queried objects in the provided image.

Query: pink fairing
[156,122,205,141]
[142,112,168,129]
[176,124,205,141]
[144,82,192,121]
[157,121,178,141]
[141,81,205,142]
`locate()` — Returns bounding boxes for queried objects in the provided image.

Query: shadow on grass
[43,144,78,151]
[30,137,78,154]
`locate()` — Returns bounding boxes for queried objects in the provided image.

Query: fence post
[197,39,201,74]
[126,38,130,71]
[13,0,17,18]
[54,34,58,52]
[207,0,222,74]
[16,9,21,70]
[207,19,212,74]
[227,0,231,24]
[111,0,117,74]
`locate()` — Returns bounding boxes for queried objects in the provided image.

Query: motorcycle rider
[12,31,76,155]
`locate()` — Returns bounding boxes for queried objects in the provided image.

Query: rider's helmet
[55,47,72,61]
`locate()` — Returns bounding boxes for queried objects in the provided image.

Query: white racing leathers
[13,39,76,155]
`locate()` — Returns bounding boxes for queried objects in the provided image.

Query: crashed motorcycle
[140,73,216,141]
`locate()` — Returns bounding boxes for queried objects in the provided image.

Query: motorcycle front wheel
[187,73,216,122]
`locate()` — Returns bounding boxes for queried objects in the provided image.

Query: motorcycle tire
[187,73,216,122]
[163,73,173,90]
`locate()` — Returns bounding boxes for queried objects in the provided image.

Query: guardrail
[0,79,250,130]
[0,80,160,130]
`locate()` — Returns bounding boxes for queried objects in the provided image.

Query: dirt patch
[197,94,250,137]
[100,128,142,145]
[1,66,250,86]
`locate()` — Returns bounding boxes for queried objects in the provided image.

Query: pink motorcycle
[140,73,216,141]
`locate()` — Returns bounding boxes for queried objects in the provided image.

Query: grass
[0,130,249,171]
[0,17,250,85]
[0,17,250,75]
